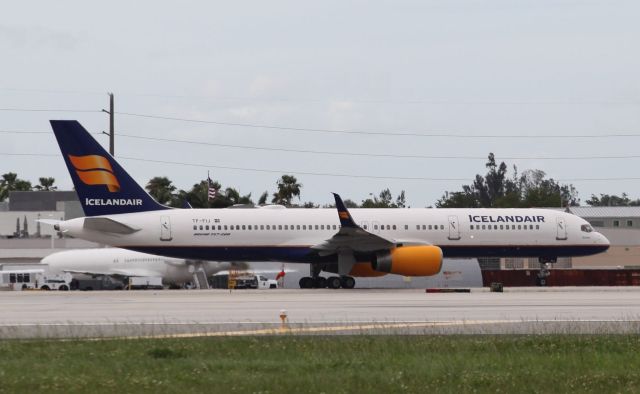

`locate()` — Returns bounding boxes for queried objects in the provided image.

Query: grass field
[1,335,639,393]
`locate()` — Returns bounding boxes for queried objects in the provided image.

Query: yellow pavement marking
[113,320,523,340]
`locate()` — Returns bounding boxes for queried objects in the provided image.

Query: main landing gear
[299,264,356,289]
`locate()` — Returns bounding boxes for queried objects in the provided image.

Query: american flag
[207,174,217,201]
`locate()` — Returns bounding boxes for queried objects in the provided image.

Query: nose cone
[594,231,611,252]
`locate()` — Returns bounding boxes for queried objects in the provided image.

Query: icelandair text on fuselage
[468,215,545,223]
[85,198,143,206]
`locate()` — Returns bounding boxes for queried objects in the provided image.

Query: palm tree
[145,177,176,205]
[34,177,57,191]
[271,175,301,206]
[0,173,32,202]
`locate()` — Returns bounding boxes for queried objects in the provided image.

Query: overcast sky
[1,0,639,207]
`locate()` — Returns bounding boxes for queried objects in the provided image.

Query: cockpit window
[581,224,593,233]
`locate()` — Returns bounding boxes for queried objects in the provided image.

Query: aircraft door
[556,217,567,240]
[160,216,172,241]
[448,215,461,240]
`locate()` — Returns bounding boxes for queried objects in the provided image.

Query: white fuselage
[56,207,610,264]
[41,248,225,285]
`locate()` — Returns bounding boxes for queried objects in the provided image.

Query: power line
[0,108,100,113]
[4,129,640,161]
[1,106,638,138]
[2,152,640,182]
[117,111,640,139]
[116,133,640,161]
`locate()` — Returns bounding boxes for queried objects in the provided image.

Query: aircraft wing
[310,193,395,275]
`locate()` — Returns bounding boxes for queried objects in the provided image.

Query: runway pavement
[2,288,640,338]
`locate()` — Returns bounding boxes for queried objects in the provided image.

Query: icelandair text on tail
[85,198,143,206]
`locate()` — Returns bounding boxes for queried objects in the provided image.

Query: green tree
[586,193,640,206]
[0,172,32,201]
[34,177,57,191]
[361,189,407,208]
[272,175,302,206]
[145,176,176,205]
[436,154,579,208]
[176,180,253,208]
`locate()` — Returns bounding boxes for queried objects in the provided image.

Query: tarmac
[2,287,640,338]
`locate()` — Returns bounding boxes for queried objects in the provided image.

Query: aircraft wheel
[314,277,327,288]
[327,276,342,289]
[299,277,314,289]
[59,285,69,291]
[40,285,50,291]
[340,276,356,289]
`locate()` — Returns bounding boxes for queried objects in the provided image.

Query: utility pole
[102,93,115,156]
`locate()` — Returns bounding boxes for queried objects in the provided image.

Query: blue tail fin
[50,120,169,216]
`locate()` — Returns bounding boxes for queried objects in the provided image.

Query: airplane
[40,248,237,288]
[45,120,610,289]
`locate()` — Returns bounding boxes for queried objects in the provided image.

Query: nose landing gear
[536,257,557,286]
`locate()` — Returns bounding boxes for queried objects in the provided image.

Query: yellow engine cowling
[372,245,443,276]
[348,262,388,277]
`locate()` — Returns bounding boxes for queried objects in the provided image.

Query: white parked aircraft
[46,121,610,289]
[41,248,231,287]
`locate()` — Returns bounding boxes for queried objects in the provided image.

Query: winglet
[332,193,357,228]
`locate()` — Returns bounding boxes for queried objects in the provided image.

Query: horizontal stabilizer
[83,217,140,234]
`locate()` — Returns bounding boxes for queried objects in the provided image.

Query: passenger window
[517,225,521,230]
[440,225,444,230]
[374,225,378,230]
[482,225,486,230]
[333,225,337,230]
[423,225,427,230]
[529,225,533,230]
[248,225,252,230]
[193,225,197,230]
[404,225,408,230]
[296,225,301,230]
[242,225,246,230]
[218,225,222,230]
[260,225,264,230]
[279,225,283,230]
[470,225,474,230]
[266,225,270,230]
[224,225,228,230]
[536,225,540,230]
[284,225,288,230]
[321,225,325,230]
[499,225,503,230]
[315,225,319,230]
[363,225,368,230]
[494,225,498,230]
[205,225,209,230]
[199,225,203,230]
[303,225,307,230]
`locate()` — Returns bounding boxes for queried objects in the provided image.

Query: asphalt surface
[2,288,640,338]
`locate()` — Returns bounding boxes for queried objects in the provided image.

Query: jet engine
[372,245,443,276]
